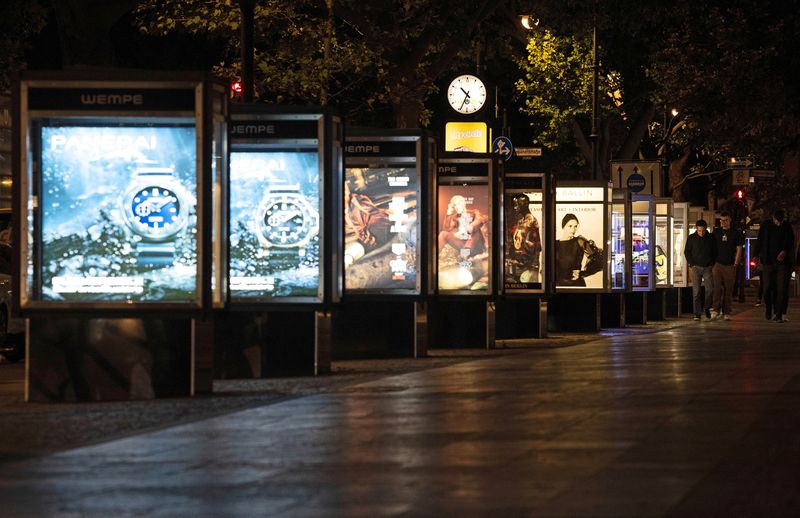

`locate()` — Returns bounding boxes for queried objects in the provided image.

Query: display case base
[647,289,667,321]
[550,294,601,332]
[26,316,197,402]
[625,292,648,325]
[495,298,547,340]
[600,293,626,328]
[429,299,490,349]
[665,287,681,318]
[332,301,417,359]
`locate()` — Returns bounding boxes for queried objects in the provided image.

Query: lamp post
[238,0,255,103]
[590,0,600,181]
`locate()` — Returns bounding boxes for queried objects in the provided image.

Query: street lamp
[520,15,540,30]
[661,108,680,196]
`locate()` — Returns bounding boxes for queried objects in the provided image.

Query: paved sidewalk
[2,305,799,516]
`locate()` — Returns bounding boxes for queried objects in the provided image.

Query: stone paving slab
[2,304,800,516]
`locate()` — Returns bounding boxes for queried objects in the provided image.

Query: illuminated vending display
[228,109,341,304]
[654,198,673,287]
[631,194,656,291]
[502,173,545,294]
[343,133,435,296]
[554,182,628,292]
[611,189,631,291]
[436,157,493,295]
[15,74,227,312]
[672,202,689,287]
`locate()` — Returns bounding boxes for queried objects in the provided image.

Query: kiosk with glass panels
[654,199,673,287]
[435,155,494,296]
[14,71,227,401]
[338,130,435,358]
[555,182,629,293]
[672,202,689,288]
[631,194,656,292]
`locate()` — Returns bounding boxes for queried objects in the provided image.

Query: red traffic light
[735,189,744,200]
[231,81,243,94]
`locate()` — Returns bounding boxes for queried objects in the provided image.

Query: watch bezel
[121,178,192,242]
[255,191,320,249]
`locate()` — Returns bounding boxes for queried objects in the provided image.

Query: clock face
[447,74,487,114]
[262,195,318,247]
[131,185,182,234]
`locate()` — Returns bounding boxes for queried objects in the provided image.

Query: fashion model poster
[672,219,685,286]
[555,202,604,289]
[437,184,490,292]
[229,151,320,299]
[655,216,669,285]
[503,190,543,290]
[39,124,197,302]
[344,167,418,292]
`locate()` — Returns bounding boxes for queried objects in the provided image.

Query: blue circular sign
[492,136,513,161]
[627,173,646,193]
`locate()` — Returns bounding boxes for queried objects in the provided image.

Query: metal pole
[590,0,600,181]
[238,0,255,103]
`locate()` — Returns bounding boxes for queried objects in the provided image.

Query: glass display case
[435,155,494,295]
[15,73,227,313]
[672,202,689,287]
[654,198,673,287]
[554,182,628,292]
[611,189,631,291]
[228,108,342,305]
[631,194,655,291]
[343,131,435,296]
[501,173,545,294]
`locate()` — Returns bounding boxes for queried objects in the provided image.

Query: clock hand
[460,87,470,97]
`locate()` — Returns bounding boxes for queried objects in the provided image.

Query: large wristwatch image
[120,165,192,266]
[255,184,320,258]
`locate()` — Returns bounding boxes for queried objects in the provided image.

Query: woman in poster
[556,213,603,286]
[438,194,487,259]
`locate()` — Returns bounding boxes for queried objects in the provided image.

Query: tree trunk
[669,146,692,201]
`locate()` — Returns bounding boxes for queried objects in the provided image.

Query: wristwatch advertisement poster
[437,184,490,292]
[503,190,543,290]
[39,125,197,302]
[229,151,320,299]
[344,167,418,292]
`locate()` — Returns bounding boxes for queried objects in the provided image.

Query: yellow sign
[445,122,488,153]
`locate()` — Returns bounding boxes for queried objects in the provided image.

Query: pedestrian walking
[684,219,716,321]
[710,211,743,321]
[754,209,795,323]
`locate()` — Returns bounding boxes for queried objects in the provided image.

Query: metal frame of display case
[228,105,343,308]
[631,194,656,292]
[434,153,495,297]
[499,171,547,296]
[654,198,674,288]
[13,71,227,316]
[672,202,689,288]
[610,188,633,293]
[342,129,436,298]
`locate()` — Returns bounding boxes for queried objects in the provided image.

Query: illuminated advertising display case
[501,172,545,294]
[228,107,342,305]
[654,198,673,287]
[631,194,655,291]
[343,131,435,296]
[554,182,629,293]
[14,72,227,313]
[672,202,689,287]
[610,189,631,291]
[435,155,494,296]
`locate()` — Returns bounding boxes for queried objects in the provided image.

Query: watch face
[261,194,318,247]
[130,185,184,238]
[447,74,487,114]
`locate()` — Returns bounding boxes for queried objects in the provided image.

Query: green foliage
[515,29,594,147]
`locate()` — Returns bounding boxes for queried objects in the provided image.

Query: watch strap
[137,242,176,266]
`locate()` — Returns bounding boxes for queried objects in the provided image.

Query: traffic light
[735,188,745,201]
[230,80,243,100]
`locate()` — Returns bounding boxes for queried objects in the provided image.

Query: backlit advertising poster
[229,151,320,299]
[503,190,543,290]
[611,207,627,289]
[344,167,418,292]
[632,214,651,289]
[655,216,670,285]
[40,124,197,302]
[437,184,490,292]
[555,189,604,289]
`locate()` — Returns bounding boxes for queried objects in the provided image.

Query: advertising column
[338,131,434,358]
[14,72,227,401]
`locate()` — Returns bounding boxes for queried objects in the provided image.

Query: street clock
[447,74,487,115]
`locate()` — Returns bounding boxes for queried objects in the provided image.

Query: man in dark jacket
[710,211,743,321]
[684,219,716,320]
[754,209,795,322]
